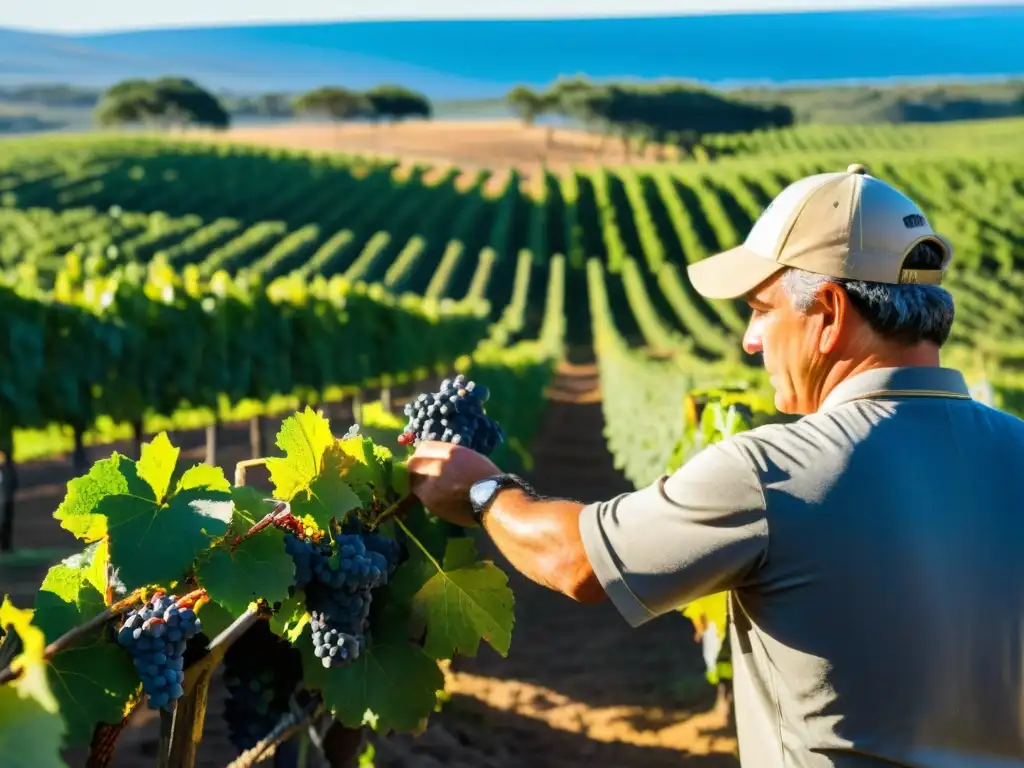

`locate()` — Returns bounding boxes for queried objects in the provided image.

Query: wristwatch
[468,474,530,525]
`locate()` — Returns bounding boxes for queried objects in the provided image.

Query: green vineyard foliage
[2,122,1023,502]
[0,258,491,439]
[0,409,516,757]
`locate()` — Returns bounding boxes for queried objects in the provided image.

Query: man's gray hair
[780,240,955,347]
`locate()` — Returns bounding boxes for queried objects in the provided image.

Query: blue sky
[3,0,1017,34]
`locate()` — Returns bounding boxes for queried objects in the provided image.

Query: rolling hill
[2,5,1023,99]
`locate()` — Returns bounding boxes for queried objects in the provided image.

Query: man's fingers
[411,440,460,459]
[406,456,445,490]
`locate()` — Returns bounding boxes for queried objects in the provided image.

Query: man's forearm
[479,489,607,604]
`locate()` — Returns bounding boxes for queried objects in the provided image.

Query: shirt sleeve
[577,440,769,628]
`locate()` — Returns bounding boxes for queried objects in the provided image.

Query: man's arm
[477,489,606,604]
[407,438,768,626]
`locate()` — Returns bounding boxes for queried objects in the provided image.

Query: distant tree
[506,85,561,156]
[152,77,230,129]
[364,85,432,122]
[294,87,368,123]
[95,79,159,127]
[95,77,230,130]
[294,87,370,145]
[507,86,546,126]
[529,76,794,160]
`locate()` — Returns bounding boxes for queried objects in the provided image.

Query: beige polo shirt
[579,366,1024,767]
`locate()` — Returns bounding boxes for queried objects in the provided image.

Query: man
[408,164,1024,767]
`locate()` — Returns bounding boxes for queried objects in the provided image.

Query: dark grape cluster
[222,621,303,754]
[397,374,503,454]
[283,525,403,669]
[116,592,201,710]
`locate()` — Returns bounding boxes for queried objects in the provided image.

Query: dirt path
[7,366,737,766]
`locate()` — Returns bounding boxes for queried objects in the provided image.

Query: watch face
[470,479,499,510]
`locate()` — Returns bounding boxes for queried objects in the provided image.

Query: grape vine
[0,391,516,767]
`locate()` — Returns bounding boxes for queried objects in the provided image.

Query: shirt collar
[820,366,971,411]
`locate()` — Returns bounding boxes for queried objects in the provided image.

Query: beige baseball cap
[686,164,954,300]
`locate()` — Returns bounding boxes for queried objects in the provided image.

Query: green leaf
[394,504,451,563]
[337,436,388,504]
[300,615,442,734]
[290,444,363,529]
[54,453,151,542]
[58,541,108,599]
[266,408,335,501]
[197,528,294,617]
[176,463,232,494]
[269,592,309,643]
[390,461,410,498]
[195,599,235,642]
[32,560,138,746]
[229,485,274,532]
[136,432,179,504]
[392,537,514,660]
[105,484,234,593]
[0,598,68,768]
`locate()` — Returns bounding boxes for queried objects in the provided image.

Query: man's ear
[816,282,847,355]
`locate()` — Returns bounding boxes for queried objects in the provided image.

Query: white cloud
[2,0,1017,34]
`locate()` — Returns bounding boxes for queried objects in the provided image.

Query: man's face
[742,273,824,415]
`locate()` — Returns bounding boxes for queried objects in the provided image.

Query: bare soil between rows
[5,368,738,766]
[194,120,674,182]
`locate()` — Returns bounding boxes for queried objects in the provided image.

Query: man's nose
[742,323,762,355]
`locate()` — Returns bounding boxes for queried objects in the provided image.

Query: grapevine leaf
[268,592,309,643]
[266,408,335,501]
[394,504,451,562]
[105,481,234,593]
[136,432,179,504]
[290,444,363,529]
[390,461,410,498]
[337,436,388,503]
[59,541,107,598]
[391,537,514,660]
[229,485,274,532]
[680,592,729,638]
[300,615,442,733]
[54,453,149,542]
[195,599,235,642]
[176,463,232,494]
[197,528,294,617]
[0,597,68,768]
[32,559,138,746]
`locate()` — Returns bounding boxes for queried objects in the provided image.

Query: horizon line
[3,0,1020,37]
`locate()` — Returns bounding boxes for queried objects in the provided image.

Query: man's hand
[406,441,501,527]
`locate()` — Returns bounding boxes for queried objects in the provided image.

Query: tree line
[94,78,433,130]
[505,76,795,152]
[7,77,1023,132]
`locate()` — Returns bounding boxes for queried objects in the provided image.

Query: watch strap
[470,474,530,524]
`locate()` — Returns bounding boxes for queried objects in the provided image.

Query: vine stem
[370,493,418,530]
[225,694,324,768]
[394,517,443,574]
[232,501,292,550]
[0,588,145,686]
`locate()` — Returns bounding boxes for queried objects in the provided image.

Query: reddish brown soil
[6,366,738,767]
[193,120,679,183]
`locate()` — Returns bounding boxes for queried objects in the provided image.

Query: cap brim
[686,246,786,300]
